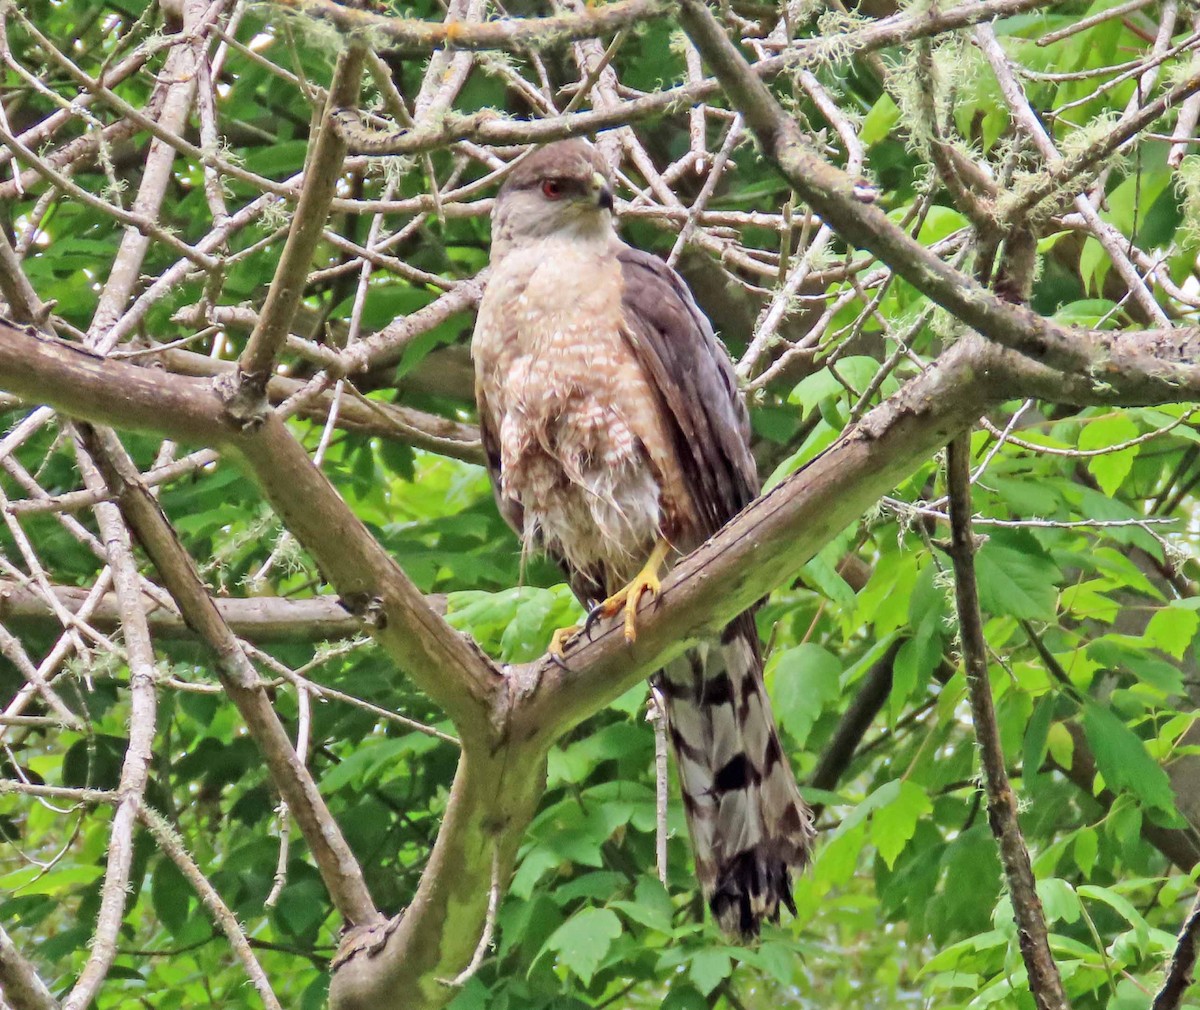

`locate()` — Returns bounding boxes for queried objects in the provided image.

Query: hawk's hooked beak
[592,171,614,212]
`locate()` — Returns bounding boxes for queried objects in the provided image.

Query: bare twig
[676,0,1199,398]
[278,0,669,52]
[61,433,161,1010]
[86,0,221,348]
[137,803,284,1010]
[1037,0,1153,45]
[648,685,670,887]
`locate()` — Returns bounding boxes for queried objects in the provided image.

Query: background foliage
[1,0,1199,1007]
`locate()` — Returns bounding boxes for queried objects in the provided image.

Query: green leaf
[688,949,733,996]
[543,907,623,985]
[1060,581,1119,624]
[1080,414,1140,496]
[861,92,901,144]
[1144,605,1199,659]
[870,780,932,869]
[1054,298,1120,329]
[1037,878,1081,924]
[768,643,841,746]
[1107,978,1152,1010]
[611,877,675,934]
[1074,829,1099,875]
[762,419,839,491]
[1078,884,1150,949]
[891,613,942,717]
[754,941,797,986]
[788,357,886,418]
[1088,637,1184,695]
[1023,695,1055,793]
[151,859,192,935]
[1079,237,1112,295]
[661,985,708,1010]
[548,722,648,788]
[1081,703,1177,815]
[974,535,1061,620]
[814,821,868,890]
[0,864,103,895]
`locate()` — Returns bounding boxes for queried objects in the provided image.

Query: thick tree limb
[508,337,1001,742]
[230,416,502,738]
[0,325,236,443]
[329,746,545,1010]
[946,436,1068,1010]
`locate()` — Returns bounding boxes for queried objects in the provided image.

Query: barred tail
[656,615,814,939]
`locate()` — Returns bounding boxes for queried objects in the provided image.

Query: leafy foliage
[1,0,1199,1008]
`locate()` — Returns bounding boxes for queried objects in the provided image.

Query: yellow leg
[591,539,671,644]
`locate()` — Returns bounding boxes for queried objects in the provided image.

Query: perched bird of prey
[472,139,814,938]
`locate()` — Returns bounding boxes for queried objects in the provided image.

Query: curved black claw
[583,601,608,637]
[549,650,570,671]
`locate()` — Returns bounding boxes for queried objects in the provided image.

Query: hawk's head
[491,140,615,251]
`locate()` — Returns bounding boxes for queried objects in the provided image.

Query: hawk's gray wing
[616,246,759,538]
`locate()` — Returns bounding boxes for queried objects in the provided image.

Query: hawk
[472,139,814,938]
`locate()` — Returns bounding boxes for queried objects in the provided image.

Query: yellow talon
[592,539,671,644]
[549,624,581,659]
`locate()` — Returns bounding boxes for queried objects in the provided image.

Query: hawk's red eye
[541,179,565,200]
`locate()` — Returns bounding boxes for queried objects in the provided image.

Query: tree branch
[278,0,669,52]
[509,337,1000,742]
[337,0,1060,155]
[76,423,383,928]
[0,321,501,739]
[1051,724,1200,873]
[675,0,1200,401]
[0,926,60,1010]
[1152,889,1200,1010]
[160,348,483,463]
[62,434,162,1010]
[233,46,364,410]
[136,803,284,1010]
[328,745,546,1010]
[0,577,365,642]
[946,435,1068,1010]
[1,307,1196,1009]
